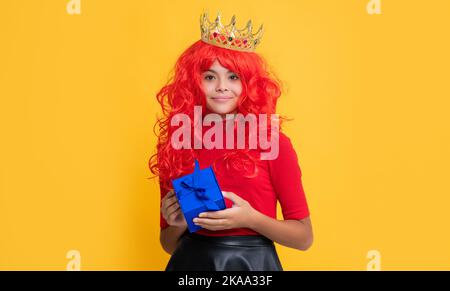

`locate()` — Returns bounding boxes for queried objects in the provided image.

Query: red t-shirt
[159,130,310,236]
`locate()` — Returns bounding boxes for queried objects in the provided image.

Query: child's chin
[207,106,237,116]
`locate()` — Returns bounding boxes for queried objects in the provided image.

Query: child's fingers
[164,195,178,208]
[166,203,180,217]
[167,208,182,222]
[163,190,175,200]
[162,191,177,206]
[162,203,179,221]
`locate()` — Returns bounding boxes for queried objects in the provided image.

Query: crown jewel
[200,12,264,52]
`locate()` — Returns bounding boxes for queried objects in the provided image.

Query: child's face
[202,60,242,117]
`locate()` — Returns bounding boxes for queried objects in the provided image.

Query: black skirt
[165,231,283,271]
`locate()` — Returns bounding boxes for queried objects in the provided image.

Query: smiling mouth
[211,96,233,100]
[211,97,233,103]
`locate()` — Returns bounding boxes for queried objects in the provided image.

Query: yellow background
[1,0,449,270]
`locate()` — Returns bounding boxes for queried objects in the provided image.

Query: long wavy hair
[148,40,289,191]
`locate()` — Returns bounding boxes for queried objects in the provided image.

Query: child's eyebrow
[204,69,235,74]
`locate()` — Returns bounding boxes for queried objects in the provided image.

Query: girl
[149,12,313,271]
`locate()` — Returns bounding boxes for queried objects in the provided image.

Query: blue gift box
[171,159,225,233]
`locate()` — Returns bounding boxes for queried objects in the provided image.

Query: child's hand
[160,190,187,227]
[193,191,258,231]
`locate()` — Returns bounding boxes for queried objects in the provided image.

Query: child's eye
[229,74,239,80]
[204,75,215,80]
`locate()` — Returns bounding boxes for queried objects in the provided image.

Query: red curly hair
[148,40,288,191]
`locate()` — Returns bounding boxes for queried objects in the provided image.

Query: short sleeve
[268,132,310,220]
[159,182,170,230]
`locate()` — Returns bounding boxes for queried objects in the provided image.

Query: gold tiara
[200,11,264,52]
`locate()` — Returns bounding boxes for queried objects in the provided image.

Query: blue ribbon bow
[179,160,220,211]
